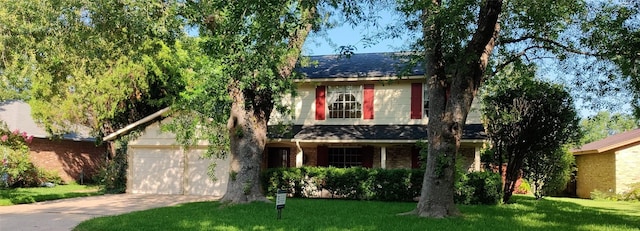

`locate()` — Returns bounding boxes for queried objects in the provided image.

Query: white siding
[269,81,483,125]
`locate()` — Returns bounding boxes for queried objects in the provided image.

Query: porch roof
[267,124,486,143]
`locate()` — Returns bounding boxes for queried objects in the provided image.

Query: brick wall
[616,145,640,194]
[575,152,616,199]
[28,138,107,184]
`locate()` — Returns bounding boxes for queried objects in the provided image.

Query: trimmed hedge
[262,167,501,204]
[262,167,422,201]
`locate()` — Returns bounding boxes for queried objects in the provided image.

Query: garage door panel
[185,150,229,196]
[131,148,183,194]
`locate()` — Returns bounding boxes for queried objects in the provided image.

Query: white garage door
[130,148,184,194]
[129,147,229,195]
[185,149,229,195]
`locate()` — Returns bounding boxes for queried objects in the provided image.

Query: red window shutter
[363,84,374,120]
[362,146,374,168]
[411,83,423,119]
[317,146,329,167]
[315,86,326,120]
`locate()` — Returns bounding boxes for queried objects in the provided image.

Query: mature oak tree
[390,0,639,217]
[175,1,377,204]
[0,0,189,137]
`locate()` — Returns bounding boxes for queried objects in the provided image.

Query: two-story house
[107,52,487,196]
[264,52,486,172]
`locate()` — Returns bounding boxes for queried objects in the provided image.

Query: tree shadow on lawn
[75,197,640,231]
[461,196,640,230]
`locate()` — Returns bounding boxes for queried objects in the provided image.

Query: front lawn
[74,195,640,231]
[0,184,103,206]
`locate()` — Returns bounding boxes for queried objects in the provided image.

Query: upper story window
[327,85,362,119]
[423,83,429,118]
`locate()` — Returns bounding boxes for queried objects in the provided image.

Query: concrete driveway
[0,194,220,231]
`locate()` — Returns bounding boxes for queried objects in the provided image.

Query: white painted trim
[103,107,172,141]
[295,141,303,167]
[381,146,387,169]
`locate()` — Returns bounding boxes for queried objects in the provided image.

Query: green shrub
[454,170,473,205]
[515,179,531,194]
[622,183,640,201]
[590,183,640,202]
[371,168,422,201]
[263,167,503,205]
[590,189,618,201]
[262,167,424,202]
[465,171,503,205]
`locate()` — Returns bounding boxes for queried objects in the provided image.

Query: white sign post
[275,189,287,219]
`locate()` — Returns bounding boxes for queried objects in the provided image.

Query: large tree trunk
[221,86,271,203]
[414,0,502,218]
[219,4,316,204]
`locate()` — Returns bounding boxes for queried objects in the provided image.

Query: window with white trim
[327,85,362,119]
[328,147,362,168]
[423,83,429,117]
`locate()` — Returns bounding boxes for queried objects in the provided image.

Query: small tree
[0,122,36,188]
[524,146,574,199]
[481,69,581,203]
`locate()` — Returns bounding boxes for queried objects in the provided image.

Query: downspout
[295,140,303,167]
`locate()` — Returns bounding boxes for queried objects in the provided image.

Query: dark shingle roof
[268,124,486,141]
[297,53,424,78]
[573,128,640,155]
[0,100,95,141]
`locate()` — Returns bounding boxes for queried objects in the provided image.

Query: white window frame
[327,85,363,119]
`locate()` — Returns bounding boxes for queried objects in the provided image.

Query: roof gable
[573,128,640,155]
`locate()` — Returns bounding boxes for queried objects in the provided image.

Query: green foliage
[579,111,638,145]
[590,183,640,202]
[622,183,640,201]
[0,0,189,137]
[462,171,503,205]
[262,167,423,202]
[481,70,581,202]
[1,123,61,188]
[94,137,131,194]
[515,179,532,195]
[525,147,575,199]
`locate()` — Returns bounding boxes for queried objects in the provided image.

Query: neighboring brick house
[0,100,106,183]
[264,52,486,171]
[572,128,640,199]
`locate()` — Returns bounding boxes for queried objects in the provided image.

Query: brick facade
[616,145,640,195]
[575,152,616,199]
[28,138,107,184]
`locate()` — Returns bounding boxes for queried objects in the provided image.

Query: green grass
[0,184,103,206]
[74,195,640,231]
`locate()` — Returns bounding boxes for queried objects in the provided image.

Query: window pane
[327,86,362,119]
[328,148,362,168]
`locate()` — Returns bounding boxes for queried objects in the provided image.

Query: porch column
[474,146,481,171]
[295,141,303,167]
[380,146,387,169]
